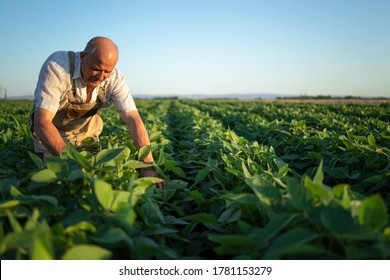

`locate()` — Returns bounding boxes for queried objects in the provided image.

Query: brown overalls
[31,51,109,159]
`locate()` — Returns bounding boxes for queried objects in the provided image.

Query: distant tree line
[276,95,389,100]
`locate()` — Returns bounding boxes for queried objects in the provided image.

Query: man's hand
[140,168,166,189]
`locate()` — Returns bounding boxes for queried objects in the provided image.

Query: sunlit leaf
[94,180,113,211]
[358,194,387,231]
[62,245,112,260]
[31,169,57,183]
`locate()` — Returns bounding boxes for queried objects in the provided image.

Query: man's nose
[97,71,105,81]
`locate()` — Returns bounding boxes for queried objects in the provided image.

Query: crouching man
[30,36,164,188]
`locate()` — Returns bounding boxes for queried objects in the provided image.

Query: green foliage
[0,99,389,260]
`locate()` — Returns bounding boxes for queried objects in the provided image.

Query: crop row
[0,100,389,260]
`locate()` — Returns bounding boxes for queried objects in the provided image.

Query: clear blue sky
[1,0,389,98]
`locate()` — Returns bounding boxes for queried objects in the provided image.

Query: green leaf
[0,200,20,209]
[133,177,164,190]
[31,237,53,260]
[62,244,112,260]
[30,195,58,206]
[333,184,351,209]
[110,190,131,211]
[95,148,124,166]
[134,236,178,259]
[242,162,252,178]
[189,190,206,206]
[313,160,324,186]
[111,207,137,226]
[286,179,313,211]
[64,221,96,235]
[246,175,282,208]
[94,180,113,211]
[218,207,241,223]
[367,133,376,147]
[124,160,154,169]
[265,229,317,258]
[304,177,333,205]
[259,213,295,246]
[92,226,134,249]
[46,157,68,178]
[277,164,289,177]
[326,167,349,179]
[144,224,178,236]
[320,203,374,240]
[209,233,256,248]
[141,201,165,224]
[28,151,44,168]
[30,169,57,183]
[138,145,152,160]
[61,143,93,171]
[183,213,217,228]
[68,168,84,181]
[171,166,186,178]
[2,231,33,249]
[6,210,23,232]
[358,194,387,231]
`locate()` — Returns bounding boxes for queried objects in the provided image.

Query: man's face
[80,51,117,87]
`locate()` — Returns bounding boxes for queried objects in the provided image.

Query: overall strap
[66,51,77,103]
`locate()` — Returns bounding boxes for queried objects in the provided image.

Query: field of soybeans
[0,98,389,260]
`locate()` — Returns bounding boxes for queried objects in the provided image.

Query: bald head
[80,37,119,87]
[84,36,119,64]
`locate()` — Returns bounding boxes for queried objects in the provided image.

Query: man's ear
[80,51,85,59]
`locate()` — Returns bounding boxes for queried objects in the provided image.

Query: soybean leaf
[95,148,124,166]
[209,234,256,253]
[61,143,93,171]
[313,160,324,186]
[6,210,23,232]
[320,203,375,240]
[2,231,34,249]
[124,160,154,169]
[92,226,134,249]
[30,236,54,260]
[358,194,387,231]
[265,229,317,258]
[183,213,217,228]
[28,151,44,169]
[46,157,68,178]
[134,236,178,259]
[94,180,113,211]
[246,175,282,216]
[62,244,112,260]
[367,133,376,147]
[286,179,314,211]
[138,145,152,160]
[171,166,186,178]
[258,213,296,248]
[110,191,131,212]
[31,169,57,183]
[0,200,20,209]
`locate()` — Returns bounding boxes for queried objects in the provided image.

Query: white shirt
[34,51,137,113]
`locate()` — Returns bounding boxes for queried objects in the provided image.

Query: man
[31,36,164,188]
